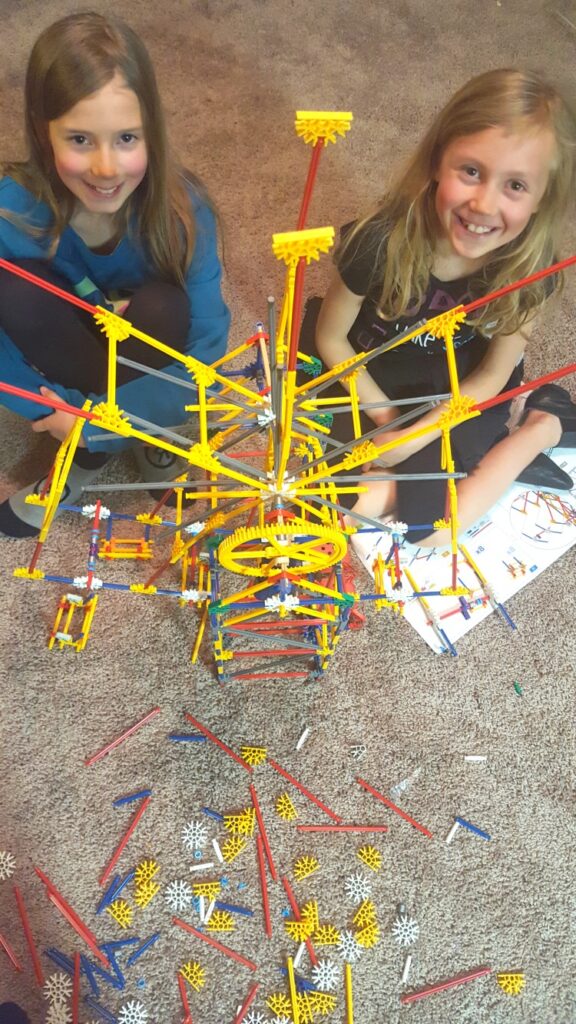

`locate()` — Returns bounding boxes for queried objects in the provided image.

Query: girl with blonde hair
[0,12,229,536]
[311,68,576,544]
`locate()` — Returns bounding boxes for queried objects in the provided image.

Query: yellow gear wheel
[218,520,347,578]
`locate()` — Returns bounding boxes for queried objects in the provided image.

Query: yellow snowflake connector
[437,394,478,431]
[206,910,234,932]
[180,960,206,992]
[276,792,298,820]
[285,918,315,942]
[221,836,248,863]
[356,922,380,948]
[93,307,133,344]
[106,899,132,929]
[192,881,221,900]
[296,991,315,1023]
[313,924,341,945]
[134,859,160,886]
[427,307,467,345]
[272,227,335,267]
[266,993,292,1018]
[301,900,320,932]
[357,845,382,871]
[224,808,256,837]
[295,110,353,146]
[309,991,337,1013]
[293,855,320,881]
[497,972,526,996]
[353,900,377,927]
[134,879,160,909]
[240,744,267,766]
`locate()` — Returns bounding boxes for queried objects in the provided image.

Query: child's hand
[31,386,87,446]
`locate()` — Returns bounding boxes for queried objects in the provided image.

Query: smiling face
[47,72,148,218]
[433,125,556,274]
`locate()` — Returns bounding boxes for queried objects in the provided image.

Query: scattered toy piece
[496,971,526,996]
[293,855,320,881]
[391,913,419,947]
[357,845,382,871]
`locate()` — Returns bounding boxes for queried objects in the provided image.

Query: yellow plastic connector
[496,972,526,996]
[272,227,335,266]
[436,395,478,430]
[301,900,320,931]
[24,493,48,507]
[129,583,158,595]
[14,567,45,580]
[295,110,353,145]
[427,307,467,345]
[135,513,163,526]
[313,923,341,945]
[285,918,314,942]
[206,910,234,932]
[309,991,337,1013]
[186,443,222,473]
[93,308,134,343]
[134,879,160,908]
[134,859,160,885]
[192,881,221,899]
[240,744,267,766]
[106,899,132,929]
[357,845,382,871]
[293,855,320,881]
[356,922,380,948]
[439,586,469,597]
[179,960,206,991]
[341,439,379,469]
[223,808,256,836]
[276,792,297,820]
[221,836,248,863]
[433,517,450,530]
[190,362,217,388]
[90,402,133,436]
[266,993,292,1018]
[353,899,377,927]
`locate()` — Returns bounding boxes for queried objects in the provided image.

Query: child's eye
[119,133,138,144]
[68,134,89,146]
[509,179,527,192]
[462,165,479,178]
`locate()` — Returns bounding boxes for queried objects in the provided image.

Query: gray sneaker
[132,443,189,501]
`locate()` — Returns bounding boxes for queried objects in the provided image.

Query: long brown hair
[1,11,206,285]
[339,69,576,335]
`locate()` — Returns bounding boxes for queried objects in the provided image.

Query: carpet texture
[0,2,575,1022]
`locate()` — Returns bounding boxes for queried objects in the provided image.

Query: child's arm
[371,325,531,466]
[315,274,399,427]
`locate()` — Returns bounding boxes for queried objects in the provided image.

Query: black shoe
[522,384,576,443]
[515,452,573,491]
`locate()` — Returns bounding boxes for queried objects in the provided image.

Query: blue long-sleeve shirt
[0,175,230,452]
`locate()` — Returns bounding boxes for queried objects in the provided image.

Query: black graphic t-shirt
[337,221,496,400]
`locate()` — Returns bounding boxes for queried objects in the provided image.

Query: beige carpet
[1,1,575,1022]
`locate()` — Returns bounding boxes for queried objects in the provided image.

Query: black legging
[0,259,191,396]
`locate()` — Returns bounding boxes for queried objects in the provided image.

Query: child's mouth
[456,214,495,235]
[85,182,123,198]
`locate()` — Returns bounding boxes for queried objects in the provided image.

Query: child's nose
[91,147,118,179]
[470,182,498,217]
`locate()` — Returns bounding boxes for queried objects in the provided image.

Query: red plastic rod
[172,917,258,971]
[13,885,44,985]
[297,823,388,833]
[0,931,22,971]
[249,783,277,881]
[356,776,433,838]
[255,835,272,938]
[85,707,161,767]
[268,758,342,822]
[232,981,261,1023]
[400,965,492,1004]
[99,795,152,887]
[183,712,253,773]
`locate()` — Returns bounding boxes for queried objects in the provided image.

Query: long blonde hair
[339,69,576,335]
[1,11,206,286]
